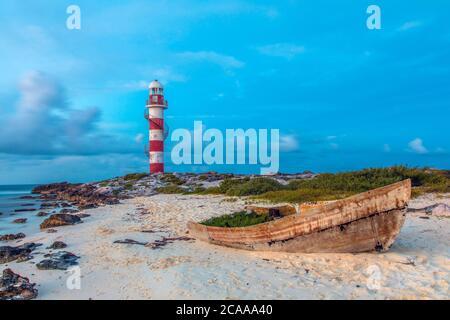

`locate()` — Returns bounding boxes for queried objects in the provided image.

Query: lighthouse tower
[145,80,168,174]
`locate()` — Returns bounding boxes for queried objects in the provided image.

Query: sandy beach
[2,192,449,300]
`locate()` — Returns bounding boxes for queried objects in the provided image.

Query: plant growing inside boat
[200,211,272,228]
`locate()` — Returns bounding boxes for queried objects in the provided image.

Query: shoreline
[1,192,449,300]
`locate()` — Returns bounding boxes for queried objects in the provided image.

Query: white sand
[4,193,449,300]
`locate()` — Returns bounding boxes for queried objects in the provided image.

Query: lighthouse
[145,80,168,174]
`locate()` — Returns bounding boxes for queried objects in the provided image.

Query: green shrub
[259,166,449,202]
[156,185,185,194]
[124,173,147,181]
[255,188,351,203]
[124,183,134,190]
[216,177,283,196]
[201,211,271,227]
[161,173,184,185]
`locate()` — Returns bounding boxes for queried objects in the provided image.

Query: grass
[123,173,147,181]
[155,185,186,194]
[197,166,449,203]
[257,166,449,202]
[160,173,184,185]
[124,183,134,190]
[218,177,284,196]
[201,211,271,227]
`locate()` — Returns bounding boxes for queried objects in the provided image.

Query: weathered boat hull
[187,180,411,253]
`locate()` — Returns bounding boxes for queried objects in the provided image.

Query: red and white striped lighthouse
[145,80,168,174]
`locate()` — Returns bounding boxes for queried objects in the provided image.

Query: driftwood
[188,180,411,253]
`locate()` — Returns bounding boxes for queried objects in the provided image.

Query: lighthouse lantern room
[145,80,168,174]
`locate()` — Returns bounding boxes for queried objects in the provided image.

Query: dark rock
[40,214,82,229]
[114,239,147,246]
[19,195,37,199]
[33,182,120,210]
[76,213,91,219]
[0,243,41,264]
[36,211,49,217]
[13,218,27,224]
[14,208,36,212]
[46,229,58,234]
[0,233,26,241]
[59,208,79,214]
[40,202,59,208]
[145,236,194,249]
[20,203,35,207]
[0,269,38,300]
[60,202,71,207]
[47,241,67,249]
[36,251,79,270]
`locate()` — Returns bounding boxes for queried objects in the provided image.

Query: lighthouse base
[150,163,164,174]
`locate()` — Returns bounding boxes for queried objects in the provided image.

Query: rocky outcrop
[0,269,38,300]
[13,218,27,224]
[47,241,67,249]
[14,208,35,212]
[33,182,120,209]
[40,214,82,229]
[36,251,79,270]
[0,233,26,241]
[0,243,41,264]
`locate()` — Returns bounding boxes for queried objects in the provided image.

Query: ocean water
[0,184,44,236]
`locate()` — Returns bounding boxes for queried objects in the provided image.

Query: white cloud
[408,138,428,154]
[256,43,305,60]
[280,134,299,152]
[176,51,245,70]
[398,20,423,31]
[0,71,138,156]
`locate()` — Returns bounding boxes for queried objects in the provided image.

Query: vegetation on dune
[257,166,449,202]
[160,173,184,185]
[218,177,284,196]
[154,166,449,201]
[201,211,271,228]
[196,166,449,202]
[257,188,352,203]
[123,173,148,181]
[155,185,186,194]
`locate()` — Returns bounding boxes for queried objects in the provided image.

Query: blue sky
[0,0,449,184]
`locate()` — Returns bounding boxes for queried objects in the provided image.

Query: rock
[36,251,79,270]
[40,202,59,208]
[0,243,41,264]
[0,233,26,241]
[33,182,120,210]
[76,213,91,218]
[47,241,67,249]
[0,269,38,300]
[20,203,35,207]
[36,211,49,217]
[14,208,35,212]
[40,214,82,229]
[19,195,37,199]
[59,208,79,214]
[145,236,194,249]
[114,239,147,246]
[13,218,27,224]
[46,229,58,234]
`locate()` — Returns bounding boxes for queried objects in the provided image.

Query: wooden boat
[187,179,411,253]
